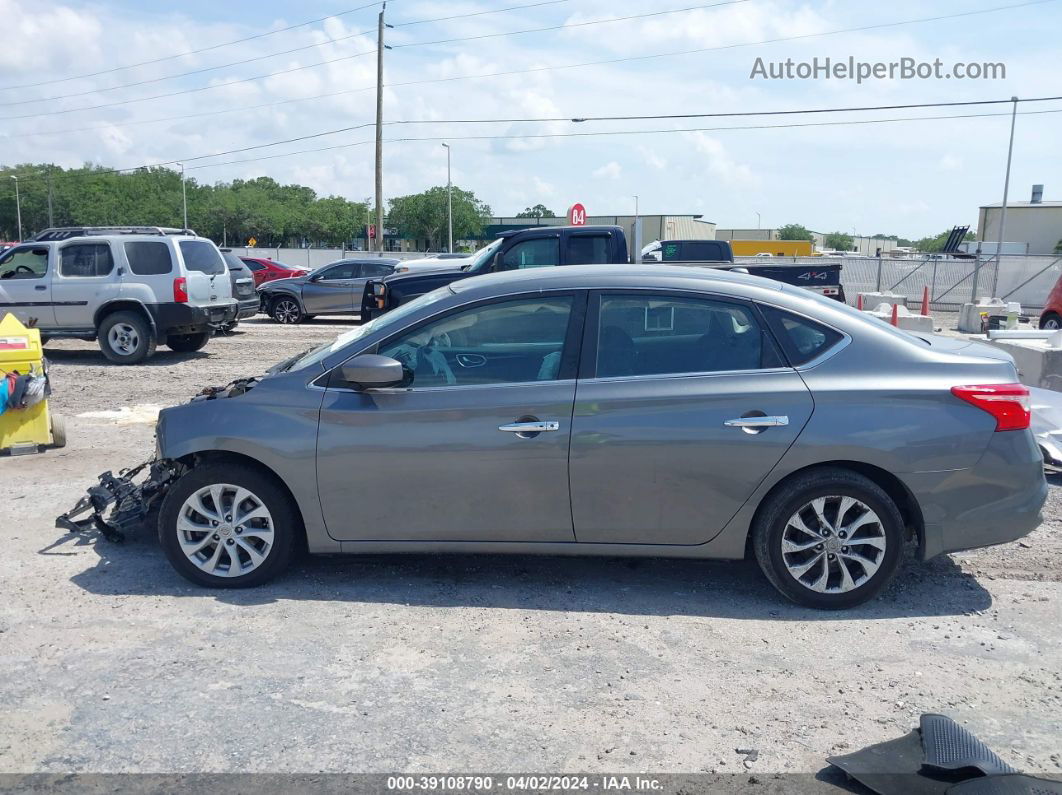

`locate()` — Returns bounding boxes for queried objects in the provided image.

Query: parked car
[220,250,259,330]
[239,256,310,288]
[258,258,400,323]
[1038,273,1062,329]
[144,264,1045,608]
[0,226,236,364]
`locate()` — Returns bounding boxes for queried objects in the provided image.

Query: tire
[270,296,304,324]
[166,332,211,353]
[1039,312,1062,330]
[98,310,156,364]
[158,462,298,588]
[50,414,66,448]
[752,467,905,609]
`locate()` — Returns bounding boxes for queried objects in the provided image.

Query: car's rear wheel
[158,463,297,588]
[270,296,303,324]
[1039,312,1062,330]
[166,331,211,352]
[752,468,904,609]
[98,311,156,364]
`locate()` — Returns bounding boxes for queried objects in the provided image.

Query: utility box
[0,313,64,455]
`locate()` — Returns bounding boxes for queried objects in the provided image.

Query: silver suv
[0,226,236,364]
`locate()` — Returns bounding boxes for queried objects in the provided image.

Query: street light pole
[632,195,641,264]
[176,162,188,230]
[755,211,761,229]
[442,143,452,253]
[10,176,22,240]
[990,96,1019,298]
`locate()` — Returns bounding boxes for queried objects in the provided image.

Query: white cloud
[592,161,622,179]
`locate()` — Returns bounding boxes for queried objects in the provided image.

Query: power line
[11,100,1062,182]
[0,0,1050,123]
[0,2,386,92]
[0,0,570,107]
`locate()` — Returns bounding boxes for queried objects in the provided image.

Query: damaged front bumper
[55,458,184,543]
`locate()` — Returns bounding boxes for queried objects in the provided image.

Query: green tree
[387,186,492,250]
[824,232,854,251]
[777,223,815,241]
[516,204,556,219]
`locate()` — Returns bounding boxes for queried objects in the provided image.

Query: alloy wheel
[176,483,275,578]
[273,299,301,324]
[780,495,886,594]
[107,322,140,356]
[1044,317,1061,330]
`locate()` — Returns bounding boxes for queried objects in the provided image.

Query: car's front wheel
[752,468,904,609]
[158,463,298,588]
[270,296,303,324]
[1039,312,1062,330]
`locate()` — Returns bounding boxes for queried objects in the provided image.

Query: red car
[240,257,310,288]
[1040,275,1062,329]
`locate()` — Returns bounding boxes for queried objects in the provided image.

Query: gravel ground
[1,314,1060,784]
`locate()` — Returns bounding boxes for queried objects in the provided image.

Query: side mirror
[339,354,405,391]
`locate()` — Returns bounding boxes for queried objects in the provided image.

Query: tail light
[172,277,188,303]
[951,383,1031,431]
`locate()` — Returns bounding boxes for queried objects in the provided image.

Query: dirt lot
[1,315,1060,782]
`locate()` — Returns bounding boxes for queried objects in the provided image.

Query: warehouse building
[977,185,1062,256]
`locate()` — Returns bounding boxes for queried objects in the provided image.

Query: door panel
[53,242,119,327]
[302,263,359,313]
[570,370,813,545]
[317,381,577,542]
[0,246,56,328]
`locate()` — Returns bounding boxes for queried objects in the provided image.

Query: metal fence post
[875,258,882,292]
[970,259,981,304]
[931,260,938,304]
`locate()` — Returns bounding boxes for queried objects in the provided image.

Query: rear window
[762,306,843,365]
[179,240,226,275]
[661,241,732,262]
[124,241,173,275]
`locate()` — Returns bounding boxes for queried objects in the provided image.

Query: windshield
[462,239,503,272]
[284,286,455,372]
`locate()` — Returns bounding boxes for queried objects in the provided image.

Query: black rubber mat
[921,714,1018,776]
[827,729,965,795]
[947,774,1062,794]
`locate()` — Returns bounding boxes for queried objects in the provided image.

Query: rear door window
[60,243,114,277]
[125,242,173,275]
[566,234,610,264]
[178,240,226,275]
[360,262,394,278]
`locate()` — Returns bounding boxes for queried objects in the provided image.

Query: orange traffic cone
[920,287,930,316]
[857,294,863,311]
[891,303,899,327]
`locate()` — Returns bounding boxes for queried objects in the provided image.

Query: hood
[259,275,309,290]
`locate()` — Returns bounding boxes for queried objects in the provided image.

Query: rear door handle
[499,421,560,433]
[724,416,789,428]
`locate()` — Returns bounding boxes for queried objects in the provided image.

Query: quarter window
[0,247,49,280]
[125,242,173,275]
[60,243,114,277]
[379,296,574,388]
[761,306,843,365]
[498,238,560,271]
[595,294,783,378]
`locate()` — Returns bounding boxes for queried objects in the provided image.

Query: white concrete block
[863,304,935,332]
[985,337,1062,392]
[858,292,908,311]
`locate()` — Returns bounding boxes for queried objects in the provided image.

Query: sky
[1,0,1059,239]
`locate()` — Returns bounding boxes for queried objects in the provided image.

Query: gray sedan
[152,265,1045,608]
[258,258,400,323]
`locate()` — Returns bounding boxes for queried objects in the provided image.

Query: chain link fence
[736,255,1062,313]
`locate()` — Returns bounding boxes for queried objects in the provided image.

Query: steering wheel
[1,264,35,278]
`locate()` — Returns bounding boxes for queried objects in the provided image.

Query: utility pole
[374,2,387,254]
[47,171,54,227]
[755,211,761,229]
[9,176,22,240]
[177,162,188,230]
[442,142,452,253]
[632,195,641,264]
[990,96,1019,298]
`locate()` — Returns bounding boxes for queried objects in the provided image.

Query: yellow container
[0,313,63,454]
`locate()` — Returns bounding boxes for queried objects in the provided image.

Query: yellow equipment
[731,240,814,257]
[0,313,64,455]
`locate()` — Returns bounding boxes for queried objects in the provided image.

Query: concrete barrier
[958,299,1007,333]
[985,337,1062,392]
[863,303,934,332]
[858,292,908,312]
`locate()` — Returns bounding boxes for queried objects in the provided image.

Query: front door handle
[499,421,560,433]
[724,416,789,428]
[35,285,47,291]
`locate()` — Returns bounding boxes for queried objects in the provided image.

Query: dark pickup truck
[363,225,844,318]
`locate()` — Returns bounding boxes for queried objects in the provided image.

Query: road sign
[248,237,257,247]
[567,203,587,226]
